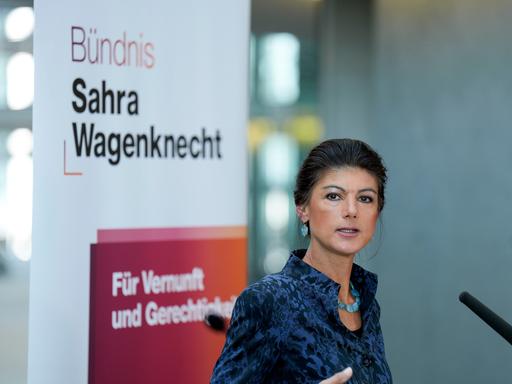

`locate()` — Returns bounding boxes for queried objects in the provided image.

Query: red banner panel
[89,235,246,384]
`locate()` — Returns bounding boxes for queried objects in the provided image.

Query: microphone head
[458,290,512,345]
[204,312,226,332]
[459,291,470,303]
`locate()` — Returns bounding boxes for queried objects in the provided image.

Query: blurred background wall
[373,0,512,381]
[1,0,512,383]
[321,0,512,382]
[0,1,33,383]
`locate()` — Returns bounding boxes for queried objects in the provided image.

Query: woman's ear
[296,205,309,223]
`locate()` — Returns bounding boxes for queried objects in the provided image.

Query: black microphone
[204,311,226,332]
[459,291,512,345]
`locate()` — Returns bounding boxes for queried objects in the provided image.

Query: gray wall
[319,0,373,142]
[320,0,512,382]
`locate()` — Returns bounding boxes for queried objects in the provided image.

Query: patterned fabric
[210,249,393,384]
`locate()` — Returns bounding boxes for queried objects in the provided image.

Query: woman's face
[299,166,380,258]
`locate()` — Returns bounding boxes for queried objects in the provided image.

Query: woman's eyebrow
[322,185,345,191]
[322,185,377,194]
[359,188,378,194]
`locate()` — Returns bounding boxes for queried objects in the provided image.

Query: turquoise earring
[301,222,309,237]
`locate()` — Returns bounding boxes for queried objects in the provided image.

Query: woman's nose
[342,197,358,218]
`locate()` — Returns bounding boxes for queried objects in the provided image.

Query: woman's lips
[336,227,359,238]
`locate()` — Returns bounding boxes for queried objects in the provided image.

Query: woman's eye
[359,195,373,203]
[326,193,340,201]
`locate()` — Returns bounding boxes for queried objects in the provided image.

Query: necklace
[337,282,360,313]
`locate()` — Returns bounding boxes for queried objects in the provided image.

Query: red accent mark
[64,140,83,176]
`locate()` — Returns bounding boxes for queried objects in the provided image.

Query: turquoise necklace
[337,282,360,313]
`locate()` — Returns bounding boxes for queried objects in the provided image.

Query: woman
[211,139,393,383]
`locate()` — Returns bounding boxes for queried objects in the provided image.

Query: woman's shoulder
[241,270,299,299]
[233,270,302,321]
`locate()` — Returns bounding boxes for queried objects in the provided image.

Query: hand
[319,367,353,384]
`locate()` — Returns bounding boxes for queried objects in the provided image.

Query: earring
[300,222,309,237]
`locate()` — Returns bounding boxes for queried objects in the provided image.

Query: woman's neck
[302,243,355,303]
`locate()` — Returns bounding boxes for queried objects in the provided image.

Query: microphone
[459,291,512,345]
[204,311,226,332]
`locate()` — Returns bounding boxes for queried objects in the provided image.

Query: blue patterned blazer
[210,249,393,384]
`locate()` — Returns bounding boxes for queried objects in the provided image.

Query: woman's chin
[330,239,368,257]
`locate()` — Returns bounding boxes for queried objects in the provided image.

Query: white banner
[29,1,249,383]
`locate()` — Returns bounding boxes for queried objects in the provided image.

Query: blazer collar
[282,249,378,313]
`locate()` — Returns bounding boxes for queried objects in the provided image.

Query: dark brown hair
[294,138,388,212]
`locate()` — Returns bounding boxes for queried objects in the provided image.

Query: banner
[29,1,249,383]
